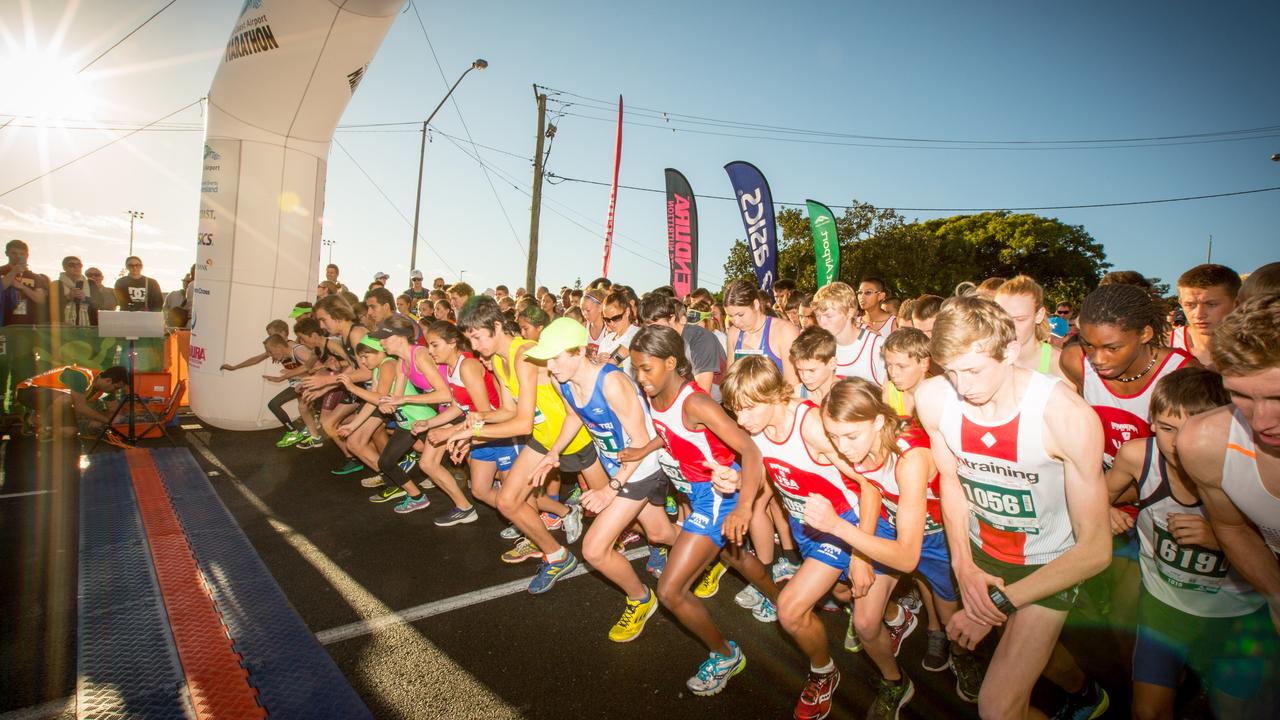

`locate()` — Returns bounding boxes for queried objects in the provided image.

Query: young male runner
[812,282,886,384]
[790,326,839,404]
[858,277,897,336]
[994,276,1070,386]
[1170,263,1239,368]
[915,296,1111,719]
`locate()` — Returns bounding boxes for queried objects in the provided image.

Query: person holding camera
[114,256,163,312]
[2,239,51,326]
[58,255,98,326]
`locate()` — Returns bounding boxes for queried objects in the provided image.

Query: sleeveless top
[753,401,860,523]
[1168,326,1191,352]
[733,316,785,370]
[649,382,737,495]
[1037,342,1053,375]
[1222,407,1280,556]
[835,329,885,385]
[371,362,435,427]
[1135,437,1263,617]
[445,353,501,413]
[1081,348,1191,468]
[856,426,944,535]
[492,336,591,453]
[867,314,897,336]
[558,364,661,478]
[401,345,443,395]
[282,343,306,389]
[940,371,1073,566]
[885,382,908,417]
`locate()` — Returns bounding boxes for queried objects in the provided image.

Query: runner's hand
[411,420,431,435]
[336,374,354,388]
[849,557,874,598]
[447,437,471,463]
[378,395,404,407]
[336,423,354,439]
[580,487,617,514]
[721,506,751,546]
[263,374,283,382]
[617,446,648,463]
[530,453,560,487]
[426,425,452,445]
[1109,506,1135,535]
[703,459,740,495]
[803,494,840,534]
[377,402,396,415]
[220,363,235,371]
[1167,513,1218,549]
[946,609,994,650]
[955,563,1008,626]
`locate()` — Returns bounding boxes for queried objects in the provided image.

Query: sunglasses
[604,312,627,324]
[1056,310,1071,316]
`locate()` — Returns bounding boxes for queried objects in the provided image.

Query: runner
[528,318,680,642]
[261,333,321,448]
[909,295,943,339]
[639,292,727,401]
[302,295,372,476]
[811,282,886,385]
[334,336,404,485]
[724,279,799,386]
[915,295,1111,718]
[579,289,607,358]
[994,276,1071,385]
[791,326,839,404]
[1179,293,1280,642]
[631,325,774,696]
[1170,263,1240,368]
[449,296,601,594]
[1108,367,1276,718]
[719,359,874,719]
[881,328,932,418]
[809,377,962,719]
[595,289,639,373]
[858,277,897,336]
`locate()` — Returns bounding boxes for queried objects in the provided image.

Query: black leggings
[267,386,300,428]
[378,426,421,488]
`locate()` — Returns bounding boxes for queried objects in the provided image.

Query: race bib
[1153,522,1229,593]
[659,454,692,495]
[777,489,807,521]
[961,476,1040,534]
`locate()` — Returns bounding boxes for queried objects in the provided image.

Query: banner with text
[665,168,698,297]
[806,200,840,288]
[724,161,777,294]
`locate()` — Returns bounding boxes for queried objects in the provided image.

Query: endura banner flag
[806,200,840,288]
[665,168,698,298]
[724,161,777,294]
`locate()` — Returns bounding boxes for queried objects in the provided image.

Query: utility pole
[525,88,547,293]
[1206,234,1213,263]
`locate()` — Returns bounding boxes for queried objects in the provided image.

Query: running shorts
[617,469,668,507]
[527,436,600,474]
[788,511,859,580]
[870,517,959,602]
[970,542,1078,612]
[471,439,523,472]
[680,482,738,548]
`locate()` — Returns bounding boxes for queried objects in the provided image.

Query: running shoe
[686,641,746,696]
[844,610,862,653]
[693,561,728,599]
[664,494,678,516]
[499,524,522,540]
[608,590,659,643]
[897,586,923,614]
[296,436,323,449]
[393,493,431,514]
[528,551,578,594]
[619,530,643,548]
[887,606,919,657]
[331,457,364,475]
[794,668,840,720]
[772,556,800,583]
[645,546,669,578]
[397,452,419,475]
[734,584,765,609]
[562,504,585,544]
[434,506,478,527]
[501,537,541,564]
[276,429,305,448]
[949,649,983,703]
[1049,680,1110,720]
[540,511,563,530]
[420,477,435,490]
[752,597,777,623]
[565,485,583,506]
[867,675,914,720]
[361,475,386,488]
[922,630,950,673]
[368,486,407,503]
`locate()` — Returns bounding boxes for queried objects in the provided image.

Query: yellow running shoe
[501,537,541,564]
[693,561,728,599]
[608,590,659,643]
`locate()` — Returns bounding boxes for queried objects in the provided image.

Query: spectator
[57,255,97,326]
[164,272,193,327]
[432,276,446,292]
[405,270,429,304]
[114,256,163,311]
[373,271,390,287]
[85,267,117,312]
[2,240,51,326]
[324,263,348,292]
[447,282,474,312]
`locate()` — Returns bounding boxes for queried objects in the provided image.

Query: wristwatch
[988,586,1017,615]
[608,477,624,491]
[471,417,485,437]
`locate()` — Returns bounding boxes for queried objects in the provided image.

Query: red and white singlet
[649,382,736,493]
[856,426,944,534]
[835,329,885,385]
[1081,348,1191,467]
[752,401,860,522]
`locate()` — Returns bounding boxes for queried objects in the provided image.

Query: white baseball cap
[373,271,389,281]
[409,269,424,280]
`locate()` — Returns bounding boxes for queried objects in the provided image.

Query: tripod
[90,337,175,451]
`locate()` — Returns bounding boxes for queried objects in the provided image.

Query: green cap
[358,335,385,352]
[524,317,588,360]
[289,306,310,318]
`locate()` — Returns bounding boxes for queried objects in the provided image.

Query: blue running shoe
[686,640,746,696]
[665,495,678,516]
[398,452,419,474]
[528,551,578,594]
[393,493,431,514]
[645,545,669,578]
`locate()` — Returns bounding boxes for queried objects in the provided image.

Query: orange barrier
[164,329,191,407]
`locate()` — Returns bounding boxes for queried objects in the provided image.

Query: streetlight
[125,209,144,256]
[322,237,336,266]
[409,58,488,271]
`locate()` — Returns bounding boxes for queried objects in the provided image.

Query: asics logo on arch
[960,457,1040,484]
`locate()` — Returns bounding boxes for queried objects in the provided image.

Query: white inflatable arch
[190,0,404,430]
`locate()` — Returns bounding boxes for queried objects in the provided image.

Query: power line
[409,0,525,255]
[331,137,458,276]
[80,0,180,73]
[545,172,1280,213]
[539,85,1280,147]
[0,98,203,199]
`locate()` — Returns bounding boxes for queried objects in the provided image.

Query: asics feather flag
[724,161,777,294]
[665,169,698,297]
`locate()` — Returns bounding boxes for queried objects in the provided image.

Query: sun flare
[0,46,100,121]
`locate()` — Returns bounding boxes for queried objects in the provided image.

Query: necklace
[1115,350,1159,383]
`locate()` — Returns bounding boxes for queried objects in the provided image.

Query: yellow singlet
[493,337,591,453]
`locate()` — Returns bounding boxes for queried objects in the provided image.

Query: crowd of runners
[226,259,1280,720]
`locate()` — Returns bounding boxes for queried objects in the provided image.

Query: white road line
[0,490,55,499]
[316,546,651,646]
[0,697,73,720]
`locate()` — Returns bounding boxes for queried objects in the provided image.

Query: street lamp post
[126,209,144,256]
[409,58,488,272]
[322,237,336,266]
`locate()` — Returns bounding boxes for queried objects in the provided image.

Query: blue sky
[1,1,1276,294]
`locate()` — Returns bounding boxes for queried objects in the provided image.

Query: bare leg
[656,533,731,654]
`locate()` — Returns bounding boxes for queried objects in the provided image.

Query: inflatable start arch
[190,0,404,430]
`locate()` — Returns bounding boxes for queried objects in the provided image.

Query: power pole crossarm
[525,89,547,293]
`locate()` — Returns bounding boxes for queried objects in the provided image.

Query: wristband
[988,586,1016,615]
